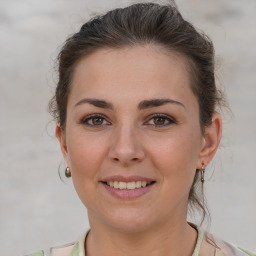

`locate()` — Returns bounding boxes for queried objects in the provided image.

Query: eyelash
[146,114,176,127]
[80,113,176,128]
[81,114,110,127]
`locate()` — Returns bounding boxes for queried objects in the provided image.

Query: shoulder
[23,242,75,256]
[23,251,44,256]
[202,231,256,256]
[22,231,88,256]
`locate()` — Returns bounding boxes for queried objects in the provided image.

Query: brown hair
[49,2,224,223]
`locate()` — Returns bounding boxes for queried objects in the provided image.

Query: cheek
[66,128,107,180]
[65,129,109,206]
[147,129,201,187]
[151,131,200,163]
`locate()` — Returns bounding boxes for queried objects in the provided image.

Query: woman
[25,2,255,256]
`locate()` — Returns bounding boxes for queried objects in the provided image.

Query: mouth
[100,175,156,199]
[101,180,156,190]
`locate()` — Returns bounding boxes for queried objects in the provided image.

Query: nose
[108,125,145,166]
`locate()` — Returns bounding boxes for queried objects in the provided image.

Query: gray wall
[0,0,255,255]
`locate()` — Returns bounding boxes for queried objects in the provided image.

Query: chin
[102,208,156,233]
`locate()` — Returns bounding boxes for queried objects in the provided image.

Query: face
[57,45,221,233]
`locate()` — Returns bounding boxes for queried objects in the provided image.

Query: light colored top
[23,225,255,256]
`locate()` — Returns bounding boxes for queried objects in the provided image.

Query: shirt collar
[69,225,204,256]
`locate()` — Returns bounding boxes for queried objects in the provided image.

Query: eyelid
[80,113,176,127]
[144,113,177,126]
[81,113,111,126]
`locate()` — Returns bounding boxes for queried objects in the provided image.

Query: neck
[86,218,197,256]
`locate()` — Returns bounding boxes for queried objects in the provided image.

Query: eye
[81,114,110,127]
[146,114,176,127]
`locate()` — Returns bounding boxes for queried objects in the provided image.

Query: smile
[102,181,155,190]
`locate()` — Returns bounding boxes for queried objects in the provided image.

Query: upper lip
[101,175,155,183]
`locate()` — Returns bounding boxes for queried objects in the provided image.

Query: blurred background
[0,0,255,255]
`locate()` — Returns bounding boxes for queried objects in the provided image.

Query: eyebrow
[74,98,185,110]
[75,98,114,109]
[138,98,185,110]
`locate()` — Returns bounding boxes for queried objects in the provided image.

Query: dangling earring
[200,163,205,183]
[65,167,71,178]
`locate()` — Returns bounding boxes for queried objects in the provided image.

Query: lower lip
[101,183,155,199]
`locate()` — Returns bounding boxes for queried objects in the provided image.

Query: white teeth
[113,181,119,189]
[141,181,147,187]
[127,181,136,190]
[119,182,127,189]
[135,181,142,188]
[106,181,153,190]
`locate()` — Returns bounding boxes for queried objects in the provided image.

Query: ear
[197,112,222,168]
[55,125,69,165]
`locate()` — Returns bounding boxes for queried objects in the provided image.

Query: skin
[56,45,222,256]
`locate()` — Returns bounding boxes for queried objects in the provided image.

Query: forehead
[70,45,194,103]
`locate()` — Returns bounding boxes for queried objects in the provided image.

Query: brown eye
[91,117,104,125]
[153,116,166,126]
[81,114,110,127]
[146,114,176,127]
